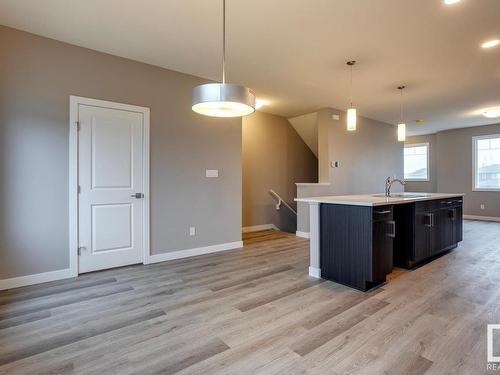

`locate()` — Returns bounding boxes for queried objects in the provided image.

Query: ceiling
[0,0,499,135]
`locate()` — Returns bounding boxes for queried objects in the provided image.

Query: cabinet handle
[375,210,391,214]
[387,220,396,238]
[424,213,431,227]
[425,213,434,227]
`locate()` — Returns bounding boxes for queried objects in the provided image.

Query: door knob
[130,193,144,199]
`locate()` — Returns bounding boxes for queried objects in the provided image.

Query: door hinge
[78,185,81,194]
[75,121,80,131]
[78,246,86,256]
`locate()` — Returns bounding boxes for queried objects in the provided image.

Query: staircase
[269,189,297,234]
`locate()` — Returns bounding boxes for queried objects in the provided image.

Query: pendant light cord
[347,61,355,109]
[222,0,226,84]
[400,87,404,122]
[349,64,353,108]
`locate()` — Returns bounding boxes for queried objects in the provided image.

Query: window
[473,135,500,191]
[404,143,429,181]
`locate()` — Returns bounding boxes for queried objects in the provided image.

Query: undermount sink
[372,193,432,198]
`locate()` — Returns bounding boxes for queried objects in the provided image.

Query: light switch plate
[189,226,196,236]
[206,169,219,178]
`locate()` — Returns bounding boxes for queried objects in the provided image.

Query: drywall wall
[404,134,438,193]
[435,123,500,218]
[287,112,318,157]
[0,25,242,280]
[242,111,317,233]
[406,124,500,217]
[297,108,404,232]
[317,110,330,183]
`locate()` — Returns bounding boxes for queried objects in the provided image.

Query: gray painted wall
[297,108,404,232]
[242,111,317,233]
[0,25,242,280]
[317,111,330,183]
[404,134,438,193]
[406,124,500,217]
[438,124,500,217]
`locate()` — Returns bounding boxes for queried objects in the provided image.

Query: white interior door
[78,103,145,273]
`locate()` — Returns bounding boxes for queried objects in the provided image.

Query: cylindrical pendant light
[347,108,357,131]
[397,85,406,142]
[346,61,357,131]
[398,123,406,142]
[192,0,255,117]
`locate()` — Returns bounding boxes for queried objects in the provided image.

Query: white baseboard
[296,231,310,239]
[242,224,279,233]
[1,241,244,290]
[0,268,75,291]
[463,215,500,222]
[149,241,244,264]
[309,266,321,279]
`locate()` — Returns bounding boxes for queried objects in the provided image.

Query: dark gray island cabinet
[296,193,464,291]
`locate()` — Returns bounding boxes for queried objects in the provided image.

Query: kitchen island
[296,193,464,291]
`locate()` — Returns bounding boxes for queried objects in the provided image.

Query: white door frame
[69,96,150,276]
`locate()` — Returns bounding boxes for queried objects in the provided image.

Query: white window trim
[404,142,430,182]
[472,134,500,192]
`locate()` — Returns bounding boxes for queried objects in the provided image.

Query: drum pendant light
[192,0,255,117]
[346,61,357,131]
[397,86,406,142]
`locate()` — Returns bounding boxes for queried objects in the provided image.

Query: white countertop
[295,192,464,206]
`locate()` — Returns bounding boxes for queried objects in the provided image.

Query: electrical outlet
[189,226,196,236]
[330,160,340,168]
[480,204,485,210]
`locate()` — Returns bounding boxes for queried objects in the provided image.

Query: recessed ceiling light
[444,0,460,4]
[481,39,500,49]
[482,107,500,118]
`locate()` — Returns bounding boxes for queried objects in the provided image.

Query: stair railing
[269,189,297,215]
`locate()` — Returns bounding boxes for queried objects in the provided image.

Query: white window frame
[472,134,500,192]
[404,142,430,181]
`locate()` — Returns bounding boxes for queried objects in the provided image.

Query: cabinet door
[434,209,448,253]
[455,205,463,242]
[434,207,462,254]
[415,211,432,261]
[393,203,415,268]
[447,208,458,248]
[372,220,394,283]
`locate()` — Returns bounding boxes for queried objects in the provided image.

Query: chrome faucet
[385,176,406,197]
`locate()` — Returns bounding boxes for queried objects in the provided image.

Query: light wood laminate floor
[0,220,499,374]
